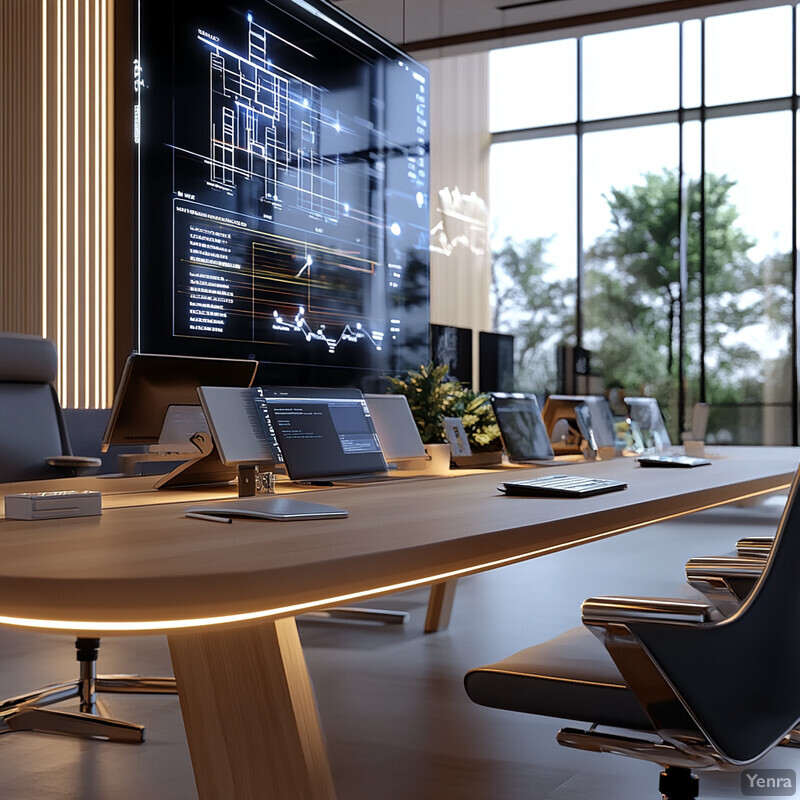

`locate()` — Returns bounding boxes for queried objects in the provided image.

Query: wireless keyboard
[497,474,628,498]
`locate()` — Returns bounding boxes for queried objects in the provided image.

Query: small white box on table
[4,491,102,520]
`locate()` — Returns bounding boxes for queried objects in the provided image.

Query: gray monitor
[364,394,427,464]
[624,396,672,452]
[197,386,276,466]
[581,396,618,451]
[102,353,257,451]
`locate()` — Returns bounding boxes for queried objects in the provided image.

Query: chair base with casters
[0,638,176,743]
[0,335,177,742]
[558,729,705,799]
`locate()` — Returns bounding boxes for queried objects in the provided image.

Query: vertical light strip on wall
[3,0,111,407]
[59,0,67,402]
[84,0,92,407]
[101,3,114,408]
[42,0,49,336]
[72,0,81,409]
[94,0,102,409]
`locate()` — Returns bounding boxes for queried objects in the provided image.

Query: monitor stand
[153,431,237,490]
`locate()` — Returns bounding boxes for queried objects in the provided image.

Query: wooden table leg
[168,617,336,800]
[424,579,458,633]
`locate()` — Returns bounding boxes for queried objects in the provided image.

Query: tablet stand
[153,431,238,490]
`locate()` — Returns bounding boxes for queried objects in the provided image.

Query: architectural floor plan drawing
[199,16,340,221]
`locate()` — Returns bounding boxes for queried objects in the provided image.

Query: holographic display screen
[136,0,430,383]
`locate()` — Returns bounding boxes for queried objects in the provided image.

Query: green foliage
[385,362,455,444]
[448,387,502,451]
[491,238,576,393]
[586,169,760,382]
[594,327,668,394]
[386,362,501,450]
[493,167,793,442]
[582,168,793,432]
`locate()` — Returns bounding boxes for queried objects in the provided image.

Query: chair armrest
[581,596,714,625]
[581,598,720,742]
[684,556,765,582]
[684,556,765,611]
[46,455,102,469]
[735,535,773,557]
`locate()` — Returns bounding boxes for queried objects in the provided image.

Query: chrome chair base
[0,674,177,744]
[555,726,738,772]
[300,607,409,624]
[1,702,144,744]
[782,729,800,748]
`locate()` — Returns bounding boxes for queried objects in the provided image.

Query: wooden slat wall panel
[427,51,492,384]
[0,1,45,337]
[1,0,113,409]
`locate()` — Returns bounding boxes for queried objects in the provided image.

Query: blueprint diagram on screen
[198,15,340,221]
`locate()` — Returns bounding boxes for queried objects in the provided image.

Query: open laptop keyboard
[497,474,627,498]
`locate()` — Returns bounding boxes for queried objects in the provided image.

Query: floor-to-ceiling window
[489,4,798,444]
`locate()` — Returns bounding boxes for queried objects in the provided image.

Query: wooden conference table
[0,446,797,799]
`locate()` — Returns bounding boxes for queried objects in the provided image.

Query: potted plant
[385,362,502,468]
[448,385,504,466]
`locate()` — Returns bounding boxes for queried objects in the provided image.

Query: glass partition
[704,6,792,107]
[581,24,679,120]
[489,40,577,131]
[488,3,800,444]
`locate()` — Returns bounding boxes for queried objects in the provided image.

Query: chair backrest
[0,333,71,482]
[627,465,800,763]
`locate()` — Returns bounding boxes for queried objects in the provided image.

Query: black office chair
[683,529,780,612]
[684,553,766,613]
[465,465,800,799]
[0,332,176,743]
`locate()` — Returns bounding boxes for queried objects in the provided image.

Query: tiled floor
[0,495,792,799]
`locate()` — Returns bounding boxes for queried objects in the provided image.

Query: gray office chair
[0,333,102,482]
[0,333,176,743]
[465,465,800,799]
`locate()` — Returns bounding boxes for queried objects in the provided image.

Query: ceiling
[331,0,778,56]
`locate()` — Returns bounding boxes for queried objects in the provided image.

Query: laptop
[539,394,621,459]
[252,386,390,483]
[624,396,711,467]
[489,393,554,462]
